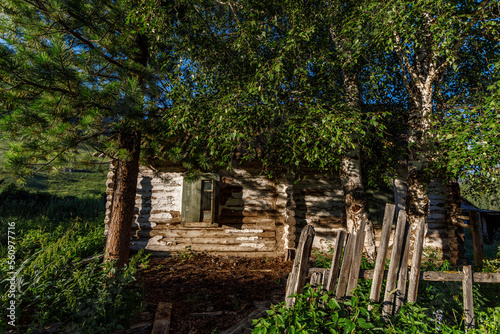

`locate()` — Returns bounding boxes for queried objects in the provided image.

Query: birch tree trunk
[406,91,432,265]
[393,24,447,265]
[339,71,377,260]
[105,130,141,267]
[329,20,377,260]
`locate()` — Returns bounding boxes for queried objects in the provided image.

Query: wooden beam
[370,204,395,304]
[285,225,315,308]
[470,210,485,266]
[308,268,500,283]
[462,265,475,332]
[151,302,172,334]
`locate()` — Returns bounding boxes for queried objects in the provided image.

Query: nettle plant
[252,285,464,334]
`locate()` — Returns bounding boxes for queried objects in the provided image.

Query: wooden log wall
[125,166,282,256]
[291,175,346,252]
[104,165,462,261]
[425,180,462,265]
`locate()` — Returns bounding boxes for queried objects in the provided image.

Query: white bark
[338,68,377,260]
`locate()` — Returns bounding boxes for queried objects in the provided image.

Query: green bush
[0,183,104,222]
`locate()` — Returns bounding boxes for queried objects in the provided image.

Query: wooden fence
[285,204,500,332]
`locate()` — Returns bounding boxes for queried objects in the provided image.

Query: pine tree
[0,0,186,266]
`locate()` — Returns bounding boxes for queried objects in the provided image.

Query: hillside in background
[0,138,108,198]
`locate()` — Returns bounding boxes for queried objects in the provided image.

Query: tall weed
[0,182,148,332]
[252,286,464,333]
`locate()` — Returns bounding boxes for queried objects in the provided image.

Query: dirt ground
[138,254,293,333]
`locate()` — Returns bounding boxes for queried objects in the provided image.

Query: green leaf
[357,317,374,329]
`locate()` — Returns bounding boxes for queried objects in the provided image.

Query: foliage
[0,180,148,332]
[471,307,500,334]
[178,245,195,264]
[253,279,500,333]
[268,243,500,333]
[482,258,500,273]
[252,285,464,333]
[0,216,148,332]
[253,287,379,334]
[0,0,184,175]
[0,182,104,222]
[461,179,500,211]
[313,246,336,269]
[128,0,400,183]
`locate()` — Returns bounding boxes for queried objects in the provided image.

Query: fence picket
[347,219,367,297]
[335,233,355,299]
[462,265,475,332]
[370,204,395,304]
[285,225,315,308]
[382,210,407,319]
[326,230,345,292]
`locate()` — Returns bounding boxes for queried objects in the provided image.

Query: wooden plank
[382,210,407,320]
[421,271,462,281]
[321,269,330,293]
[285,225,315,308]
[346,219,367,297]
[462,265,475,332]
[470,210,485,266]
[130,241,276,252]
[394,218,410,315]
[134,229,275,238]
[220,223,278,230]
[370,204,395,304]
[471,272,500,283]
[132,235,276,245]
[131,237,276,245]
[407,213,427,303]
[335,233,355,299]
[151,302,172,334]
[326,230,346,292]
[310,271,322,291]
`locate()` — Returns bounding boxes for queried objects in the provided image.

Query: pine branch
[29,0,129,72]
[30,126,113,175]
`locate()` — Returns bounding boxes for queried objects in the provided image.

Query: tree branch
[30,126,113,175]
[31,0,128,71]
[393,31,422,91]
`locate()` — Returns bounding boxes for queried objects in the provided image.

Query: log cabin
[104,161,465,265]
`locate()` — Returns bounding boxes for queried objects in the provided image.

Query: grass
[0,138,149,333]
[464,228,500,265]
[0,137,108,198]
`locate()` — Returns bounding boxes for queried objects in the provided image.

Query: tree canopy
[1,0,499,264]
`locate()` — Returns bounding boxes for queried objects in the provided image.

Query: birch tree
[355,0,499,299]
